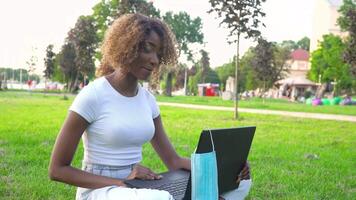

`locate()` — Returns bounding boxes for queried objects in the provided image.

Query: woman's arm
[48,111,126,189]
[150,116,191,171]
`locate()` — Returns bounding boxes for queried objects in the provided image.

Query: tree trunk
[71,71,80,93]
[234,31,241,119]
[263,78,266,104]
[165,72,173,96]
[316,83,327,99]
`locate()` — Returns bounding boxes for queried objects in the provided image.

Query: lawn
[156,95,356,116]
[0,91,355,199]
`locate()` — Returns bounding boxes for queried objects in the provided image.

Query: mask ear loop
[208,129,215,152]
[194,129,215,153]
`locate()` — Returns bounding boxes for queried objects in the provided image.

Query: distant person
[49,13,251,200]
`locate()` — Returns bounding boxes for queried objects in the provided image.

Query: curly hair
[96,13,178,77]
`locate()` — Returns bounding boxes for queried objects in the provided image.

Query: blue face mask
[191,130,219,200]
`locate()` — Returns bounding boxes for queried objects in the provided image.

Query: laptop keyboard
[154,177,189,197]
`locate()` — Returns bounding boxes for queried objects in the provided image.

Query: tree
[337,0,356,90]
[199,49,210,83]
[308,34,352,95]
[197,50,219,84]
[26,48,38,81]
[162,11,204,96]
[297,37,310,51]
[272,44,291,82]
[43,44,56,81]
[251,39,289,94]
[280,40,299,51]
[69,16,98,85]
[215,49,257,93]
[250,38,274,95]
[117,0,160,18]
[58,42,77,92]
[58,15,98,93]
[208,0,266,119]
[52,53,66,84]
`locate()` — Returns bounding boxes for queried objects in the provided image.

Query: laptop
[125,126,256,200]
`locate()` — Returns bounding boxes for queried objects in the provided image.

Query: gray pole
[183,67,187,95]
[20,69,23,89]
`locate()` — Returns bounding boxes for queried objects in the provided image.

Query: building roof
[276,76,316,86]
[327,0,343,7]
[290,49,309,61]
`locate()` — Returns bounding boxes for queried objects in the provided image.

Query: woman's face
[128,30,161,80]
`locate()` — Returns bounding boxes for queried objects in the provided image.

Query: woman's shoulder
[139,85,156,100]
[75,77,107,100]
[81,77,107,93]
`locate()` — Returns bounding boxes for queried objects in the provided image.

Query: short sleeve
[146,90,160,119]
[69,84,98,123]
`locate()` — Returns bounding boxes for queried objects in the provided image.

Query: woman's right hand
[127,164,162,180]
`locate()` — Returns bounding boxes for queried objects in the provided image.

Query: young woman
[49,13,251,200]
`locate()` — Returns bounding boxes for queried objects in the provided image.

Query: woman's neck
[106,70,138,97]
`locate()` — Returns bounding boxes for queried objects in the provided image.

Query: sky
[0,0,314,75]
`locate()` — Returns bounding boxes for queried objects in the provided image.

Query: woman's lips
[143,66,152,72]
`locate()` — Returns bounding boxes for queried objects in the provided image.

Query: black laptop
[125,126,256,200]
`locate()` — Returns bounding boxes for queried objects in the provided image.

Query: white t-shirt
[69,77,160,166]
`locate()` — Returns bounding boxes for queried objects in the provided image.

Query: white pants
[76,163,252,200]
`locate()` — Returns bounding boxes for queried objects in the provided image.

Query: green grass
[0,91,355,199]
[156,95,356,116]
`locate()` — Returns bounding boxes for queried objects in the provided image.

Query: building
[286,49,310,78]
[310,0,346,52]
[276,49,317,100]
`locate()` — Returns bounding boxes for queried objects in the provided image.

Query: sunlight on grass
[0,91,355,199]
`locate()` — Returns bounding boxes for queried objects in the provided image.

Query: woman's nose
[150,53,159,67]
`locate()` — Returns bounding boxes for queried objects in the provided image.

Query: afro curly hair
[96,13,178,77]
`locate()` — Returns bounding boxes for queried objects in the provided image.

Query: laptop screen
[195,126,256,194]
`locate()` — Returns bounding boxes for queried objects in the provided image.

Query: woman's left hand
[127,164,162,180]
[236,161,251,183]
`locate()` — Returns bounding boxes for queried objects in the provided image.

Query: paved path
[157,102,356,122]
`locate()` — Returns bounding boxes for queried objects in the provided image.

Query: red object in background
[197,83,220,96]
[206,86,215,96]
[27,80,33,87]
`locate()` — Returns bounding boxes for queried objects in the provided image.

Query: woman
[49,13,251,200]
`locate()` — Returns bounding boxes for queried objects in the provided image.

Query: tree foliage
[118,0,160,18]
[337,0,356,78]
[309,34,352,92]
[272,43,291,82]
[199,49,210,83]
[58,42,77,92]
[160,11,204,96]
[280,37,310,52]
[297,36,310,51]
[43,44,56,80]
[208,0,266,42]
[26,52,37,79]
[58,16,98,92]
[163,11,204,60]
[250,38,274,91]
[69,16,98,80]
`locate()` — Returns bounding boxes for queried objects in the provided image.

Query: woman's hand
[236,161,251,183]
[127,164,162,180]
